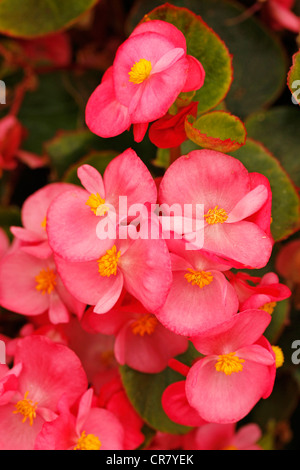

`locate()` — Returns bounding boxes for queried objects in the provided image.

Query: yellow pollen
[131,314,158,336]
[35,267,56,295]
[223,445,238,450]
[215,352,245,376]
[129,58,152,84]
[97,245,121,277]
[41,216,47,230]
[74,431,101,450]
[204,206,228,225]
[184,269,213,288]
[259,302,277,315]
[13,391,38,426]
[272,346,284,369]
[86,193,109,217]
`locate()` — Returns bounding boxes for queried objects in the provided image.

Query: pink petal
[162,381,206,427]
[152,48,185,74]
[226,185,269,223]
[133,122,148,143]
[103,148,157,215]
[191,309,272,356]
[157,270,238,336]
[130,20,187,51]
[85,75,131,138]
[14,335,88,410]
[114,321,188,373]
[185,355,273,423]
[94,272,124,314]
[47,187,113,261]
[77,164,105,197]
[181,55,206,92]
[119,237,172,312]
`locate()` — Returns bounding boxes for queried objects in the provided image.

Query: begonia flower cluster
[0,18,292,451]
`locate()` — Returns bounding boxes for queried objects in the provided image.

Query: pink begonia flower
[0,115,47,177]
[83,297,188,373]
[85,20,205,140]
[11,182,75,259]
[228,271,291,313]
[156,239,239,336]
[0,228,9,258]
[182,422,262,450]
[148,101,198,149]
[47,148,157,262]
[162,310,276,424]
[54,230,172,314]
[35,388,125,450]
[98,375,145,450]
[0,250,85,324]
[262,0,300,33]
[0,335,88,450]
[158,149,273,269]
[276,239,300,284]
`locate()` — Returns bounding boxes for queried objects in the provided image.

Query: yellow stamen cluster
[97,245,121,277]
[131,314,158,336]
[215,352,245,376]
[204,206,228,225]
[35,267,56,295]
[129,58,152,84]
[13,391,38,426]
[86,193,109,217]
[41,216,47,230]
[272,346,284,369]
[259,302,277,315]
[74,431,101,450]
[184,269,213,288]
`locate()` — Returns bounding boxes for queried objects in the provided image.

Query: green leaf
[288,50,300,106]
[120,342,201,434]
[246,106,300,188]
[185,110,246,152]
[233,138,300,242]
[18,72,80,157]
[0,0,99,38]
[134,2,233,115]
[62,150,119,184]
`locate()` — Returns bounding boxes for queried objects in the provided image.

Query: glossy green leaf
[18,72,80,157]
[288,50,300,106]
[120,342,201,434]
[246,106,300,188]
[133,2,233,115]
[233,138,300,241]
[185,110,246,152]
[0,0,99,38]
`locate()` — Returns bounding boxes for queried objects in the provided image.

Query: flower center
[215,352,245,376]
[74,431,101,450]
[204,206,228,225]
[259,302,277,315]
[86,193,109,217]
[97,245,121,277]
[223,445,238,450]
[131,314,158,336]
[35,267,56,295]
[184,269,213,288]
[272,346,284,369]
[129,58,152,84]
[41,216,47,230]
[13,391,38,426]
